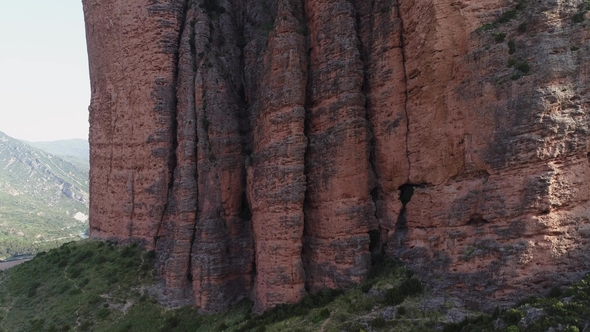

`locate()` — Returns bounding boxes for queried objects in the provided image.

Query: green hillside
[0,131,89,260]
[25,139,89,172]
[0,240,588,332]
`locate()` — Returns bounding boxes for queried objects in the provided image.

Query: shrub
[72,250,93,265]
[565,326,580,332]
[508,40,516,54]
[146,250,156,260]
[397,306,407,316]
[515,0,527,10]
[503,308,523,325]
[80,320,93,331]
[515,62,529,73]
[573,12,585,23]
[372,316,387,328]
[163,315,180,329]
[507,58,517,67]
[361,282,373,293]
[385,289,404,306]
[494,32,506,43]
[317,308,330,320]
[97,308,110,319]
[69,268,81,279]
[497,10,517,23]
[88,294,102,305]
[120,246,134,258]
[549,286,563,298]
[58,283,71,294]
[399,278,423,297]
[94,255,107,264]
[30,318,45,330]
[27,287,37,298]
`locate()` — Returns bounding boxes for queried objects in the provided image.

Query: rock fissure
[354,0,385,265]
[394,0,411,181]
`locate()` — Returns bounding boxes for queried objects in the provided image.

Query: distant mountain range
[0,131,89,260]
[24,138,89,172]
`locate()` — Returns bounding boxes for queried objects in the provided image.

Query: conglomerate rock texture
[83,0,590,312]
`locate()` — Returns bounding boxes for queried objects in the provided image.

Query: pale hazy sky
[0,1,90,142]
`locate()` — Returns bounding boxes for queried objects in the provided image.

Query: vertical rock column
[354,0,409,243]
[189,0,254,312]
[83,0,185,243]
[246,0,309,312]
[303,0,376,292]
[399,0,469,185]
[156,5,198,306]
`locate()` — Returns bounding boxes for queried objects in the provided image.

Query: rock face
[83,0,590,312]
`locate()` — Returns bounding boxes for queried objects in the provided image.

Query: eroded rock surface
[84,0,590,312]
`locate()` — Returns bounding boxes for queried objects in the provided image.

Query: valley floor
[0,259,31,271]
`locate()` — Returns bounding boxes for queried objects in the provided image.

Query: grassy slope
[0,241,588,332]
[0,241,443,332]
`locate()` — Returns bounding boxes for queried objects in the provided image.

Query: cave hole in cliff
[399,184,415,206]
[467,213,489,226]
[368,229,385,265]
[369,185,386,264]
[238,192,252,221]
[394,184,416,243]
[200,0,226,17]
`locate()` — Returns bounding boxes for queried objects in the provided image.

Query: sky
[0,1,90,142]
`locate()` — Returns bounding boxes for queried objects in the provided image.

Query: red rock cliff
[83,0,590,312]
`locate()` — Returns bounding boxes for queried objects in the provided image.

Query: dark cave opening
[394,184,417,245]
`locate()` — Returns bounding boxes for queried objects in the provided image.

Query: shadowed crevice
[154,0,188,249]
[393,0,411,180]
[394,184,415,245]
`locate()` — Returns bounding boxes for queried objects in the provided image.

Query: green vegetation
[0,132,88,260]
[0,241,155,332]
[573,12,585,23]
[2,241,590,332]
[476,0,529,31]
[571,0,590,23]
[497,10,517,24]
[507,58,530,80]
[508,40,516,54]
[494,32,507,43]
[0,245,435,332]
[444,274,590,332]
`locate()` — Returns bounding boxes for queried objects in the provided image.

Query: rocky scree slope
[83,0,590,312]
